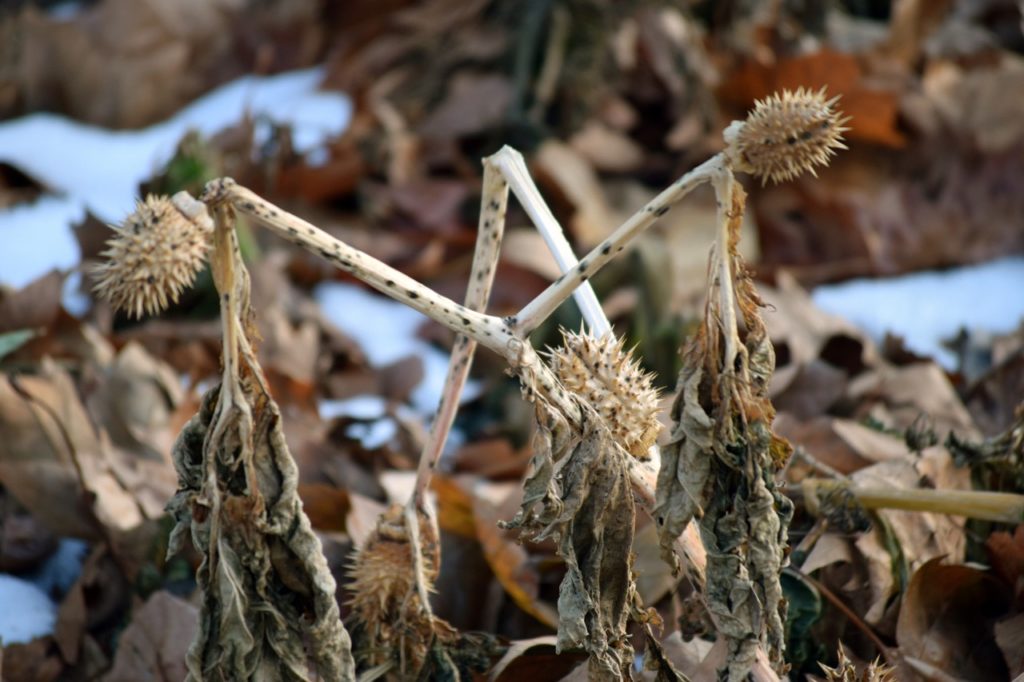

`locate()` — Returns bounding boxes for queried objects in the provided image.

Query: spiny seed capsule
[726,87,849,186]
[549,330,661,459]
[347,504,442,671]
[91,195,211,318]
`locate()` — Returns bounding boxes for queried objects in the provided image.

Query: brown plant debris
[548,330,662,460]
[502,393,651,681]
[164,200,354,681]
[654,183,794,680]
[92,195,211,318]
[727,87,848,186]
[347,503,463,678]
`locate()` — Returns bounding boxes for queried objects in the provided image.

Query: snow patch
[0,575,57,644]
[0,67,352,291]
[812,257,1024,368]
[314,282,481,416]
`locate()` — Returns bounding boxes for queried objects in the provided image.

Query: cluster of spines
[91,195,210,318]
[549,330,661,459]
[728,86,850,185]
[347,504,440,670]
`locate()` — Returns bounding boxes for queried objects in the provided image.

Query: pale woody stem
[199,168,714,582]
[514,154,724,336]
[202,179,515,357]
[411,161,510,509]
[489,145,609,337]
[711,168,741,372]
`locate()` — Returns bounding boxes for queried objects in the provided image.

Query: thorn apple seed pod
[92,194,212,318]
[726,87,849,185]
[549,330,661,459]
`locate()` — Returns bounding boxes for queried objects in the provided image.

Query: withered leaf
[503,399,645,681]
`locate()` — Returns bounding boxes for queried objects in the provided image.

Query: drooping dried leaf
[502,397,647,681]
[165,206,354,681]
[655,182,793,680]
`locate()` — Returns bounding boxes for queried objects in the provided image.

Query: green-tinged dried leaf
[502,397,648,681]
[655,182,793,680]
[165,202,354,681]
[0,329,36,361]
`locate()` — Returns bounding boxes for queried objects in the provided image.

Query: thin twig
[793,567,897,667]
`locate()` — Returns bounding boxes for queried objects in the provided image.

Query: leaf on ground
[102,591,197,682]
[847,362,979,436]
[847,446,970,624]
[533,140,619,247]
[0,359,148,540]
[896,558,1010,681]
[0,271,63,335]
[471,480,559,629]
[718,50,906,147]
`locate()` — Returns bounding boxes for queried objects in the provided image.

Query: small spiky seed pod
[92,195,211,318]
[821,649,896,682]
[348,504,445,672]
[549,330,661,459]
[726,87,849,185]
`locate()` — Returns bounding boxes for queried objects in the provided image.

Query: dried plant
[93,89,846,682]
[108,193,355,681]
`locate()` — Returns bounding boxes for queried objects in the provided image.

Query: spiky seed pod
[91,195,211,318]
[348,504,447,672]
[726,87,849,185]
[549,330,661,459]
[821,649,896,682]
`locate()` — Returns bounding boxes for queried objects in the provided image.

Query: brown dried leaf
[995,612,1024,679]
[167,380,354,680]
[4,0,326,127]
[655,182,793,679]
[418,72,514,140]
[503,400,644,681]
[0,271,62,335]
[471,482,559,629]
[103,592,197,682]
[89,342,183,464]
[166,214,354,680]
[896,559,1010,681]
[0,359,143,540]
[847,363,979,436]
[533,140,619,247]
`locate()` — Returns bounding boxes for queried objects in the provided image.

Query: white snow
[0,196,84,290]
[0,67,352,290]
[812,257,1024,368]
[314,282,481,415]
[0,575,57,644]
[319,395,389,421]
